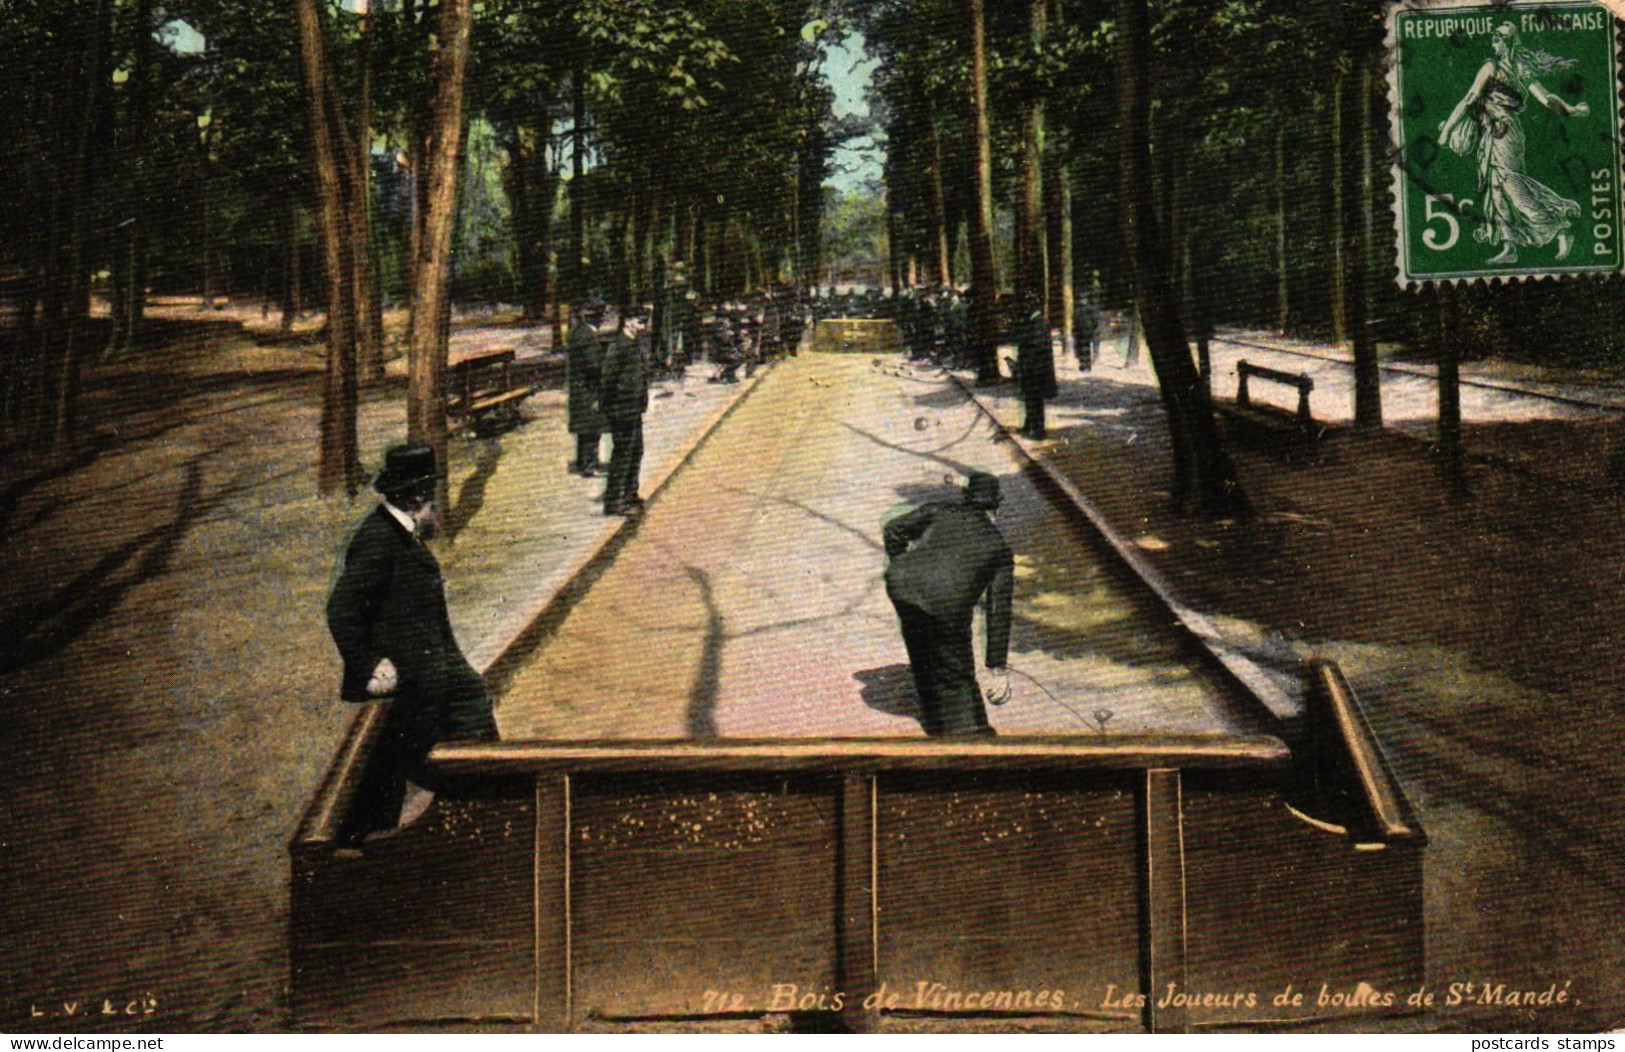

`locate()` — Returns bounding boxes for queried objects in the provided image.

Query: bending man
[884,472,1014,736]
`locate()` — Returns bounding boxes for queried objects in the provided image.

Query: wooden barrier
[290,669,1426,1033]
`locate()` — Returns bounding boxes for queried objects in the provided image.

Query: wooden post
[1143,768,1188,1034]
[838,773,879,1033]
[534,775,572,1031]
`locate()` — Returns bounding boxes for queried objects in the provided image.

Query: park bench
[1216,359,1325,456]
[447,348,531,434]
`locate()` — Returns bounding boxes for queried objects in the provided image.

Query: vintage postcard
[3,0,1624,1037]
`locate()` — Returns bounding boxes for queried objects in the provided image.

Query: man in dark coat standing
[326,443,499,845]
[1016,290,1058,439]
[884,472,1014,736]
[599,310,650,516]
[566,299,608,476]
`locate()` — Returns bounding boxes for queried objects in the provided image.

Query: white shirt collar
[383,501,417,535]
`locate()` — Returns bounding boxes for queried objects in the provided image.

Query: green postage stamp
[1388,0,1624,284]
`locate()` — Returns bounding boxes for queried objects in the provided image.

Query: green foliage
[822,185,886,280]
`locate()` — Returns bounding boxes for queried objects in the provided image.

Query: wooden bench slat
[451,349,516,371]
[468,389,530,414]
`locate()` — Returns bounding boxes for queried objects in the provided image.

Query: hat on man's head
[374,442,437,496]
[962,471,1002,509]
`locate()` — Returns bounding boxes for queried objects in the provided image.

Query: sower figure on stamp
[599,310,650,516]
[326,444,499,847]
[566,298,608,476]
[884,472,1014,737]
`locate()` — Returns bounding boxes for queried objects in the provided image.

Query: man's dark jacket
[566,322,607,434]
[598,330,649,421]
[326,506,492,733]
[1017,309,1058,399]
[883,501,1014,668]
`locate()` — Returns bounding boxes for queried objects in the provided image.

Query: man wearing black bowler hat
[599,310,651,516]
[326,443,498,845]
[883,471,1014,736]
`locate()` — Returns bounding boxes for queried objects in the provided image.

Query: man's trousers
[605,415,645,510]
[892,599,994,737]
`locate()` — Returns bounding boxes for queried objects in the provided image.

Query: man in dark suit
[566,299,608,476]
[326,443,498,845]
[599,310,650,516]
[1016,290,1057,439]
[884,472,1014,736]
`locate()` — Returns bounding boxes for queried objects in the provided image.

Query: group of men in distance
[816,282,1106,440]
[565,273,811,517]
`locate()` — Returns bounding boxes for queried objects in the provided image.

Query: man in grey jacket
[883,472,1014,736]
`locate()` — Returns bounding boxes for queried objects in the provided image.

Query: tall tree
[1116,0,1246,516]
[1013,0,1046,307]
[407,0,474,497]
[1350,57,1382,429]
[107,0,161,360]
[296,0,361,495]
[50,0,114,451]
[966,0,1000,384]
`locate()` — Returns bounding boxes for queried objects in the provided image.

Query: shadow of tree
[445,439,506,540]
[0,452,219,677]
[682,564,724,739]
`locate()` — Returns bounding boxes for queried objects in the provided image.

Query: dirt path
[502,353,1243,741]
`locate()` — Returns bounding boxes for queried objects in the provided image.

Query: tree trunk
[296,0,362,495]
[570,70,588,305]
[928,119,952,285]
[1044,147,1073,360]
[1352,60,1383,428]
[1436,286,1465,495]
[1331,72,1348,347]
[1045,0,1072,355]
[1275,124,1289,333]
[1014,0,1047,307]
[694,208,710,295]
[108,0,157,360]
[408,0,474,501]
[678,200,697,273]
[351,2,384,381]
[281,203,301,332]
[505,122,557,322]
[199,123,215,310]
[1116,0,1247,516]
[797,129,825,287]
[967,0,1001,383]
[403,0,431,355]
[51,0,113,451]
